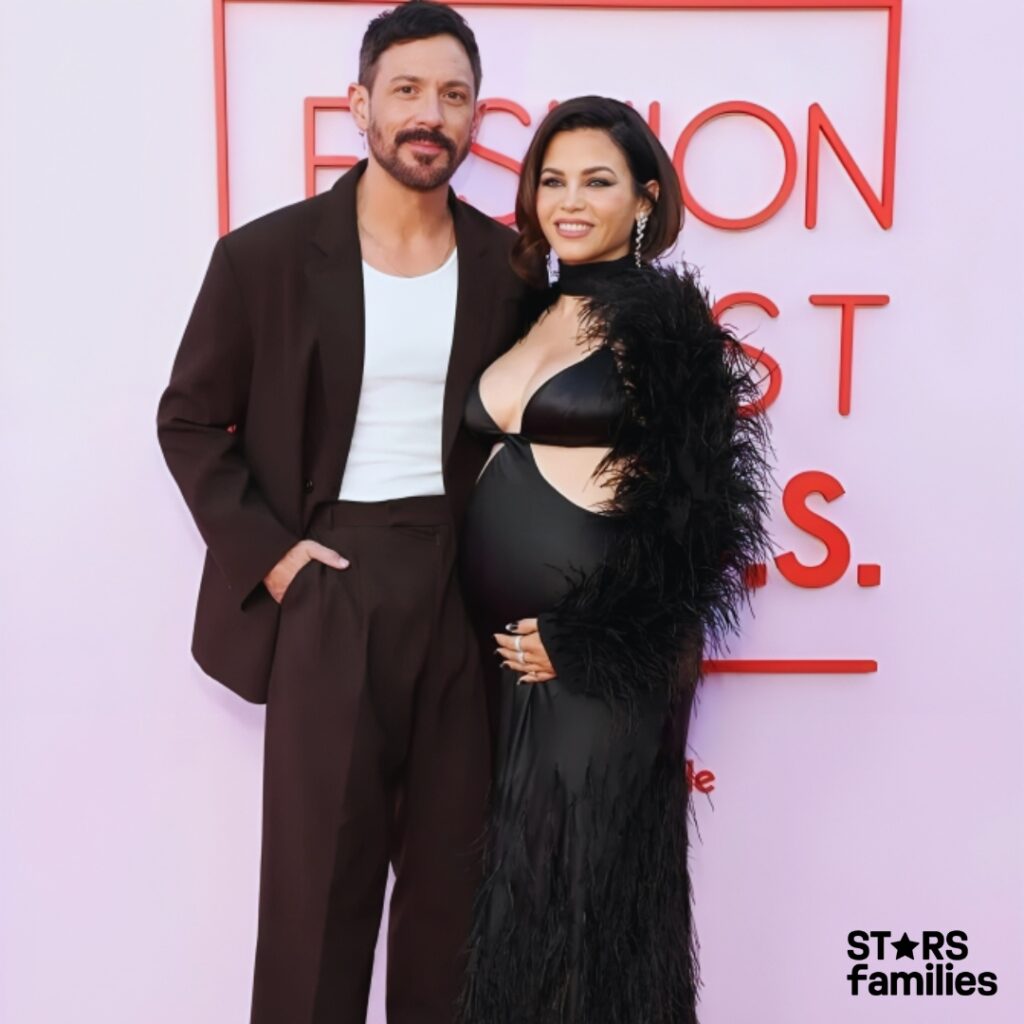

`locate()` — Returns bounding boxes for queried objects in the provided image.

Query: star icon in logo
[891,932,919,959]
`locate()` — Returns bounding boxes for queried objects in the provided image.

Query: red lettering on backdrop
[776,470,851,587]
[218,1,902,240]
[745,563,768,589]
[709,297,883,593]
[470,99,532,225]
[713,292,783,415]
[857,564,882,587]
[304,96,357,199]
[686,760,716,794]
[673,101,798,230]
[303,97,895,235]
[645,101,661,137]
[809,294,890,415]
[806,103,894,229]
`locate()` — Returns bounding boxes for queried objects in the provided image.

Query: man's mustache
[395,129,456,155]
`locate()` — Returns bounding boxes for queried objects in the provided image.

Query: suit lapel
[442,198,498,465]
[306,162,367,494]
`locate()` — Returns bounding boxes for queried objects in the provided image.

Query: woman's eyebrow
[540,165,618,176]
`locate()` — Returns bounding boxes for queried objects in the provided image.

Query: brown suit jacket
[157,160,527,703]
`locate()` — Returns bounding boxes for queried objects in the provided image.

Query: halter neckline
[556,253,637,296]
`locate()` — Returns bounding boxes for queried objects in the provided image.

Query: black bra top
[466,345,625,447]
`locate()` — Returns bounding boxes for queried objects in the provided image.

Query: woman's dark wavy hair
[512,96,684,287]
[359,0,482,96]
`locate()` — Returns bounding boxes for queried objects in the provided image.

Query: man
[157,4,526,1021]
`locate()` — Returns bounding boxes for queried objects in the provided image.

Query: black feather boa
[534,260,775,717]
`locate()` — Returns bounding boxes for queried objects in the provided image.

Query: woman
[456,97,773,1024]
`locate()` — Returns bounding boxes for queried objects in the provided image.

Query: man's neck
[356,159,453,244]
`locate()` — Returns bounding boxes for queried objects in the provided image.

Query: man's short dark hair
[359,1,483,96]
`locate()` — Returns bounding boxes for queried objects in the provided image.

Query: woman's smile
[554,220,596,238]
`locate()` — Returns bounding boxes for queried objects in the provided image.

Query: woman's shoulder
[574,261,730,382]
[592,261,721,339]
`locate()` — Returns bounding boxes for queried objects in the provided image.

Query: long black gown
[457,302,699,1023]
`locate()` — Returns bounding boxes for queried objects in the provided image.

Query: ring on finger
[517,650,526,665]
[514,635,523,653]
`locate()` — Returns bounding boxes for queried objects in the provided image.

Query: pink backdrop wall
[2,1,1022,1021]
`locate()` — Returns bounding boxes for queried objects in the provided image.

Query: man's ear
[348,82,369,132]
[470,98,486,144]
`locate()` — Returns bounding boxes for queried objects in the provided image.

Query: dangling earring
[547,245,560,285]
[634,211,649,268]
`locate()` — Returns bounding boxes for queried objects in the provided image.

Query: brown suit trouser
[250,496,490,1024]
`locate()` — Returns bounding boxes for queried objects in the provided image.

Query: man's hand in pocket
[264,540,349,604]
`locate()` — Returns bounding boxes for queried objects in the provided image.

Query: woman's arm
[527,265,775,713]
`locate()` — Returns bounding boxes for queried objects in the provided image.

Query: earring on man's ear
[547,245,560,285]
[634,211,649,268]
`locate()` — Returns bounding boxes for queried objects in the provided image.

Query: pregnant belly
[459,438,619,632]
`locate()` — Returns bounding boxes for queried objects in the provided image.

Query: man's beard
[367,122,471,192]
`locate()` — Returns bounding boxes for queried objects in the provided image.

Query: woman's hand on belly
[494,618,555,684]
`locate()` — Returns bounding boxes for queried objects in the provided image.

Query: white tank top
[337,247,458,501]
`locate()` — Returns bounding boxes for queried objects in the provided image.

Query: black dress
[457,258,701,1024]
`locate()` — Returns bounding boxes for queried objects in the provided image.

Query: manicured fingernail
[338,558,350,568]
[505,622,518,632]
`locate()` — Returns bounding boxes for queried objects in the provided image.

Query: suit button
[303,479,314,493]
